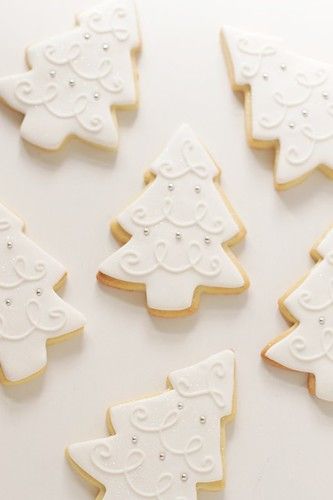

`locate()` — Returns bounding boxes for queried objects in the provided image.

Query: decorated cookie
[97,124,249,317]
[221,26,333,189]
[67,350,235,499]
[263,227,333,401]
[0,0,140,150]
[0,203,85,384]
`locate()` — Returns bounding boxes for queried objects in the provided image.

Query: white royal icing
[0,204,85,383]
[99,124,247,312]
[0,0,139,150]
[265,228,333,401]
[222,26,333,186]
[68,350,235,499]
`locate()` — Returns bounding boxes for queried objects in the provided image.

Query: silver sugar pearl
[319,316,326,326]
[177,402,184,410]
[49,70,56,78]
[7,241,13,249]
[288,122,295,129]
[5,299,11,306]
[302,109,309,117]
[103,43,109,51]
[159,452,166,461]
[194,186,201,194]
[168,183,175,192]
[175,232,182,240]
[84,32,91,40]
[181,473,188,482]
[204,237,211,245]
[262,73,269,80]
[69,79,76,87]
[199,415,206,424]
[131,436,138,444]
[93,92,100,100]
[143,227,149,236]
[280,64,287,71]
[322,91,329,99]
[36,288,42,297]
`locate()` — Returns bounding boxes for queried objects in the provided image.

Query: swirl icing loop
[298,278,333,311]
[131,197,225,234]
[259,68,326,136]
[286,138,316,167]
[15,77,105,134]
[27,300,67,332]
[174,361,226,408]
[131,406,179,433]
[46,44,120,89]
[130,407,215,475]
[91,445,144,474]
[158,140,210,179]
[15,81,58,106]
[71,57,113,81]
[91,445,174,498]
[267,75,333,167]
[159,432,214,474]
[295,69,328,88]
[87,7,130,41]
[285,116,333,167]
[0,299,67,341]
[120,240,222,278]
[0,256,46,289]
[259,89,312,129]
[289,328,333,362]
[43,42,125,94]
[44,43,82,65]
[237,38,276,78]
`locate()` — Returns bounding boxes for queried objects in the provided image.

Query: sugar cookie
[67,350,236,499]
[0,203,85,384]
[98,124,249,317]
[222,26,333,189]
[0,0,140,150]
[263,227,333,401]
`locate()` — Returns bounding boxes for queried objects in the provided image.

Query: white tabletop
[1,0,333,499]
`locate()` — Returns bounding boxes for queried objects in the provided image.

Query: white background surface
[1,0,333,499]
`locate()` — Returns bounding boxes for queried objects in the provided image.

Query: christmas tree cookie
[67,350,236,499]
[0,203,85,384]
[263,227,333,401]
[0,0,140,150]
[221,26,333,189]
[97,124,249,317]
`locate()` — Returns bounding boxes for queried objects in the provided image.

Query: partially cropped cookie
[0,203,85,384]
[263,227,333,401]
[67,350,236,499]
[97,124,249,317]
[0,0,140,150]
[222,26,333,189]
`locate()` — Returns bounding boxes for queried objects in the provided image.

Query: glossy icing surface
[68,350,235,499]
[0,204,85,382]
[223,26,333,186]
[99,124,247,312]
[0,0,140,150]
